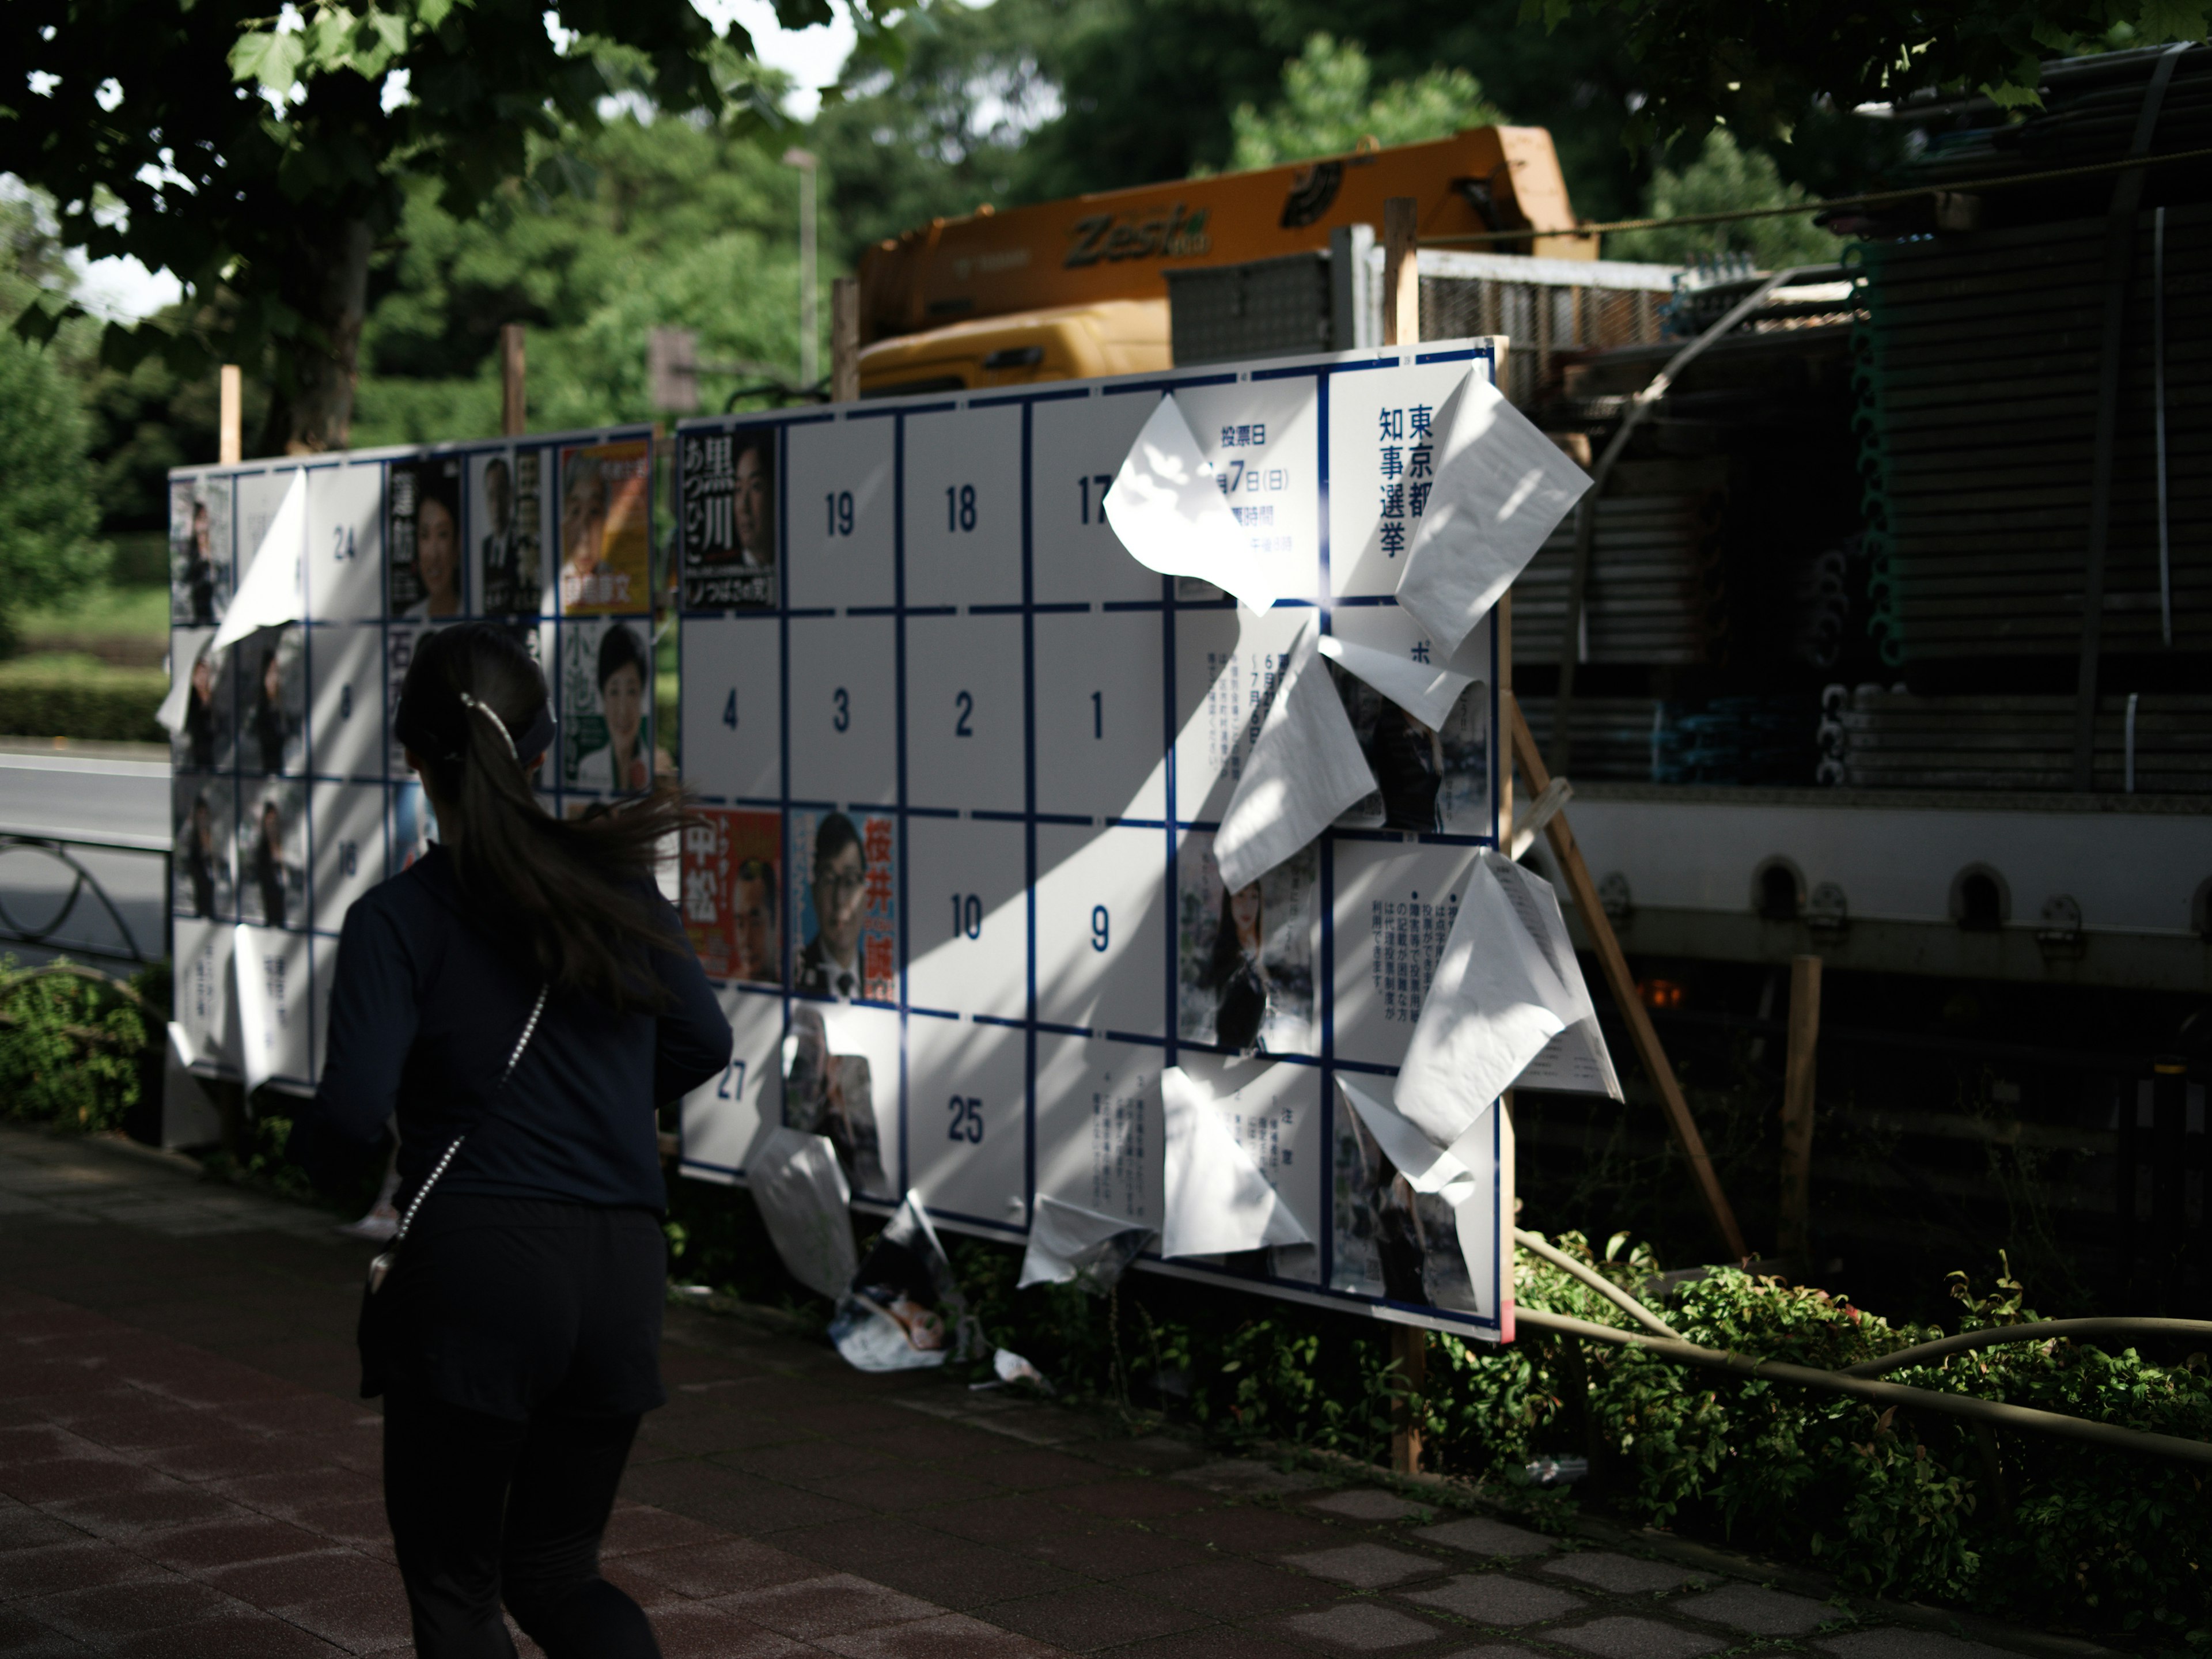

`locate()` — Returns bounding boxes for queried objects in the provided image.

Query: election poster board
[673,342,1518,1343]
[165,425,656,1094]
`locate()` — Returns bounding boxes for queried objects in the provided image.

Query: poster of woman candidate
[790,809,899,1004]
[236,784,305,929]
[1176,833,1317,1055]
[680,424,777,609]
[681,808,781,984]
[389,457,466,620]
[169,477,230,626]
[1331,1104,1479,1313]
[172,777,234,920]
[1329,664,1489,834]
[559,440,652,614]
[244,626,306,775]
[560,617,657,794]
[171,630,233,776]
[472,446,545,617]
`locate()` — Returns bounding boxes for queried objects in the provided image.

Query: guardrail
[0,828,172,967]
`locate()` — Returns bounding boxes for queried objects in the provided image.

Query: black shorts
[383,1195,666,1422]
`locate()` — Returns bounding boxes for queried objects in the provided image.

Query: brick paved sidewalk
[0,1126,2120,1659]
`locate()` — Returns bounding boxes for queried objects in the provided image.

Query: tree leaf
[229,28,309,92]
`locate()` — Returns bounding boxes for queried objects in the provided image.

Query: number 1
[1090,691,1102,739]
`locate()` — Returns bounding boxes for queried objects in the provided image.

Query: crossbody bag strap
[389,983,549,1249]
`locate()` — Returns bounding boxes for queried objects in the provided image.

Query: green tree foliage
[0,203,107,653]
[350,109,817,446]
[1524,0,2210,147]
[1222,34,1505,170]
[0,0,814,453]
[1607,128,1842,267]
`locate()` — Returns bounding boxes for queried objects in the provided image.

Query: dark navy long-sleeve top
[291,846,732,1211]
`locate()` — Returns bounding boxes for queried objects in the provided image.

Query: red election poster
[681,808,782,984]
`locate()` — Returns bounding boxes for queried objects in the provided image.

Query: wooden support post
[1382,197,1419,348]
[1389,1323,1427,1474]
[1778,953,1823,1263]
[218,365,241,464]
[831,276,861,404]
[501,324,527,437]
[1507,693,1751,1262]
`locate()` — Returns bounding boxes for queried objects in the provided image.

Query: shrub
[0,654,166,742]
[0,958,153,1131]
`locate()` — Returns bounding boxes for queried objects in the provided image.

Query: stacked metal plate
[1509,458,1730,667]
[1854,204,2210,664]
[1824,687,2212,793]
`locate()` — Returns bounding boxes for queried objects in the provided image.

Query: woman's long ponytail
[395,623,694,1009]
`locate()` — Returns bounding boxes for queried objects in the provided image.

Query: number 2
[954,690,973,737]
[948,1095,984,1143]
[832,687,850,732]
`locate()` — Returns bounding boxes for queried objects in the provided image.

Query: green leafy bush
[0,959,151,1131]
[0,654,166,741]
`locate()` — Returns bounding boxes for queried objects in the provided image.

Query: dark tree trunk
[256,215,373,456]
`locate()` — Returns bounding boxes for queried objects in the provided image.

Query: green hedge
[0,657,166,743]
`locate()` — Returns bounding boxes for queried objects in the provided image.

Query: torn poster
[1391,851,1581,1148]
[212,471,308,654]
[1335,1074,1467,1196]
[1396,372,1590,657]
[1104,395,1281,614]
[1487,854,1622,1100]
[1018,1195,1155,1293]
[1160,1065,1310,1259]
[747,1126,858,1300]
[1316,633,1478,735]
[1212,618,1376,895]
[830,1190,974,1373]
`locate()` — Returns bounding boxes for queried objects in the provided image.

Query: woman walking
[290,622,731,1658]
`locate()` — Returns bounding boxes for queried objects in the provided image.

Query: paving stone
[1277,1601,1443,1650]
[1541,1553,1707,1596]
[716,1571,945,1639]
[813,1610,1074,1658]
[1817,1630,2024,1659]
[986,1581,1209,1652]
[1171,1458,1329,1497]
[1285,1543,1441,1588]
[1411,1518,1556,1559]
[1308,1488,1429,1522]
[1674,1583,1835,1635]
[1550,1616,1726,1659]
[1402,1574,1585,1626]
[1437,1647,1548,1659]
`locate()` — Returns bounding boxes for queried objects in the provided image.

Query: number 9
[1090,905,1109,953]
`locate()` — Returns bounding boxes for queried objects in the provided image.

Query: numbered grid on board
[166,427,658,1092]
[674,345,1514,1338]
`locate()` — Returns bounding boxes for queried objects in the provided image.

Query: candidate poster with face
[1331,1105,1480,1313]
[1176,833,1317,1056]
[559,440,652,614]
[169,475,230,626]
[560,617,656,794]
[681,808,781,984]
[472,446,545,617]
[236,782,305,929]
[241,625,306,777]
[172,777,234,921]
[389,456,465,620]
[790,808,899,1004]
[680,424,777,610]
[171,629,232,776]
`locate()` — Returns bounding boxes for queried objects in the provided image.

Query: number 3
[832,687,850,732]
